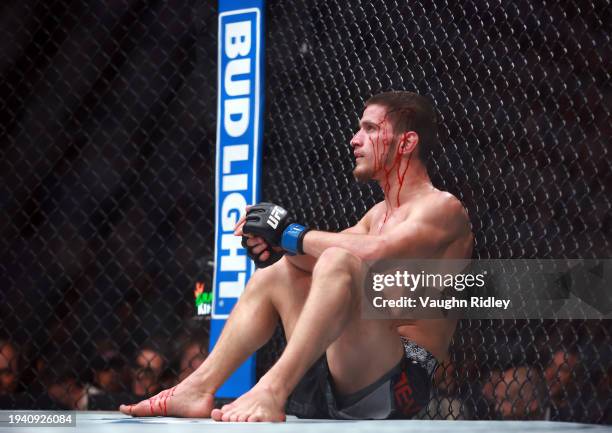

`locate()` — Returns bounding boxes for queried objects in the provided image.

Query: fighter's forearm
[301,230,383,260]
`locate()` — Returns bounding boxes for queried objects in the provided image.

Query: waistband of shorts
[400,337,439,377]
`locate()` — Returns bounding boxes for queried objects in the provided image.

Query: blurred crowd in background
[0,328,208,411]
[1,320,610,423]
[422,320,612,423]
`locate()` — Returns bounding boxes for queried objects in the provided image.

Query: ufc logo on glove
[267,206,287,229]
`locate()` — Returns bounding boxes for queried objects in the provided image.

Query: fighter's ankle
[181,373,218,395]
[256,377,291,402]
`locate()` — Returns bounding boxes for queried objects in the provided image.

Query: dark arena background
[1,0,610,426]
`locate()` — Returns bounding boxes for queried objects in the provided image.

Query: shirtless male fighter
[120,91,473,421]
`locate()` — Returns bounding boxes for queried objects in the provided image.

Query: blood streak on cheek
[381,117,402,201]
[372,114,412,220]
[368,136,375,170]
[370,131,381,172]
[374,117,390,195]
[371,117,388,173]
[393,108,415,206]
[395,140,412,207]
[384,132,411,208]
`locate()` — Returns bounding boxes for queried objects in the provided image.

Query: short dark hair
[365,91,439,160]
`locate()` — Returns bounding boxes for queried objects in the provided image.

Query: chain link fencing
[260,0,610,423]
[1,0,218,411]
[1,0,610,423]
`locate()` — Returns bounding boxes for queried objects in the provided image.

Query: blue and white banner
[210,0,265,397]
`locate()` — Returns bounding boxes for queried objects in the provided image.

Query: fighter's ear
[399,131,418,154]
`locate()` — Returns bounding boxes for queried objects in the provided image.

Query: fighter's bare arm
[302,193,471,260]
[282,209,373,271]
[234,193,470,266]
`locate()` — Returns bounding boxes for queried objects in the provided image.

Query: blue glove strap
[281,223,307,255]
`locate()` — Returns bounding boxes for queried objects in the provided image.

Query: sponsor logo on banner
[213,7,261,319]
[194,282,212,317]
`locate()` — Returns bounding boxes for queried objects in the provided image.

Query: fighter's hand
[234,207,282,268]
[233,206,251,236]
[241,235,285,268]
[244,236,271,260]
[242,202,310,255]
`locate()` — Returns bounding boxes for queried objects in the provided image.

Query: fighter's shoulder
[414,189,470,229]
[343,202,383,233]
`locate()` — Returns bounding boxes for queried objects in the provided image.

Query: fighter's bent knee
[244,257,283,292]
[244,256,301,293]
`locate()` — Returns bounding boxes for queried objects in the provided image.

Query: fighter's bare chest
[368,207,412,235]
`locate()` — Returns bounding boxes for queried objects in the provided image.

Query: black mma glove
[241,236,284,268]
[242,202,310,255]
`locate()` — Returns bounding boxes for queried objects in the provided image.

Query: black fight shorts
[285,337,439,419]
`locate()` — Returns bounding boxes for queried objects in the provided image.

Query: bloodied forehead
[360,104,390,127]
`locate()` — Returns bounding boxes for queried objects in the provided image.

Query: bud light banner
[211,0,265,397]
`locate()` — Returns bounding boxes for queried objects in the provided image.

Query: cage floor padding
[0,411,610,433]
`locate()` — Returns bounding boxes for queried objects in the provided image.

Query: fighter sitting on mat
[120,91,473,421]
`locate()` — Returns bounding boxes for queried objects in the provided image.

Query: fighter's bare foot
[119,379,214,417]
[211,382,286,422]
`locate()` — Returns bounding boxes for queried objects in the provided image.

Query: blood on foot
[147,386,176,416]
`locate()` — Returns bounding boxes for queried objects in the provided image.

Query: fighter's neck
[377,159,432,210]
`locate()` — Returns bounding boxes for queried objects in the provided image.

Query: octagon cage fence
[0,0,610,424]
